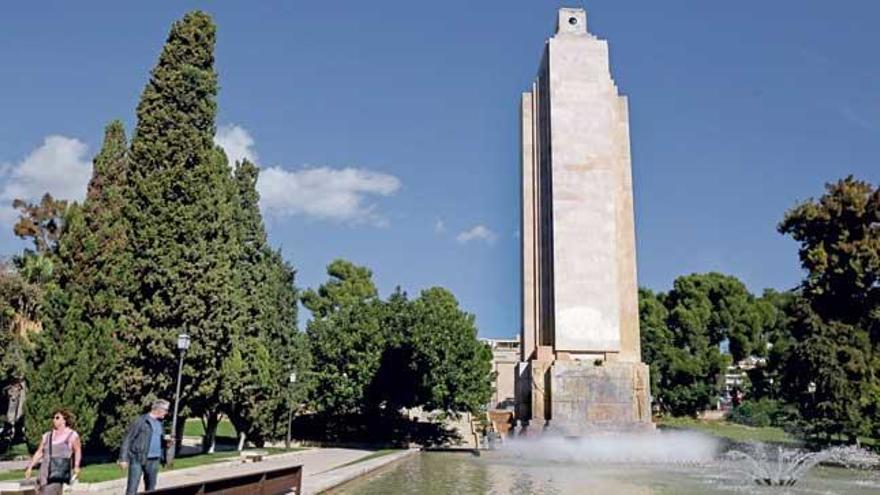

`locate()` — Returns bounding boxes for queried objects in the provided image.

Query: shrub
[728,399,797,428]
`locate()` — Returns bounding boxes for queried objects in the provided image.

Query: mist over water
[336,438,880,494]
[500,430,720,464]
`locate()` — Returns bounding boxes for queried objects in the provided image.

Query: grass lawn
[183,418,237,439]
[0,443,29,461]
[0,447,302,483]
[332,449,399,470]
[658,417,801,445]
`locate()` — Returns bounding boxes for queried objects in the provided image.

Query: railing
[142,464,302,495]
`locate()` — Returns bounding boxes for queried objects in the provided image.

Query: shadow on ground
[290,412,460,448]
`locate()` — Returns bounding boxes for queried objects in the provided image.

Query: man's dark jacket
[119,414,166,465]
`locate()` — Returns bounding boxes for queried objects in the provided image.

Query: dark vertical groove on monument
[537,48,555,348]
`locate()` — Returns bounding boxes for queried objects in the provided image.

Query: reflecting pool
[331,449,880,494]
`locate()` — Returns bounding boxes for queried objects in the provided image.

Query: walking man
[119,399,170,495]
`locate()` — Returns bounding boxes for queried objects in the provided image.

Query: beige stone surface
[520,7,639,356]
[493,361,517,409]
[516,7,650,432]
[529,359,552,426]
[549,360,651,433]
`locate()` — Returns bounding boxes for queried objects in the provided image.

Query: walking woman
[25,409,82,495]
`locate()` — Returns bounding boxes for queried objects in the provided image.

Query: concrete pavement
[63,447,410,494]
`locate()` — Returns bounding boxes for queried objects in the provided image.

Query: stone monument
[516,7,652,434]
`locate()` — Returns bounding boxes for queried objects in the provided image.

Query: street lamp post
[167,333,190,467]
[285,371,297,450]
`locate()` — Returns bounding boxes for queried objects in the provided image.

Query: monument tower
[516,7,652,433]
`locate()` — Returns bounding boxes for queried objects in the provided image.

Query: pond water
[332,443,880,494]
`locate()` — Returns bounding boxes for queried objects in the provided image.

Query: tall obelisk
[516,7,651,433]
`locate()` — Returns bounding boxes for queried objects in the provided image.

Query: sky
[0,1,878,339]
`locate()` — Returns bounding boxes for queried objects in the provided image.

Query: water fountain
[723,444,880,487]
[331,431,880,494]
[502,430,719,465]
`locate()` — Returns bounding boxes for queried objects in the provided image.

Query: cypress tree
[123,11,244,444]
[233,160,300,375]
[221,159,305,446]
[25,122,130,449]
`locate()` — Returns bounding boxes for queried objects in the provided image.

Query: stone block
[548,360,652,434]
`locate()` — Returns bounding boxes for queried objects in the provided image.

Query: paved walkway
[0,460,28,473]
[53,447,412,494]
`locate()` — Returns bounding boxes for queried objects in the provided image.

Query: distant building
[481,338,519,410]
[720,356,767,409]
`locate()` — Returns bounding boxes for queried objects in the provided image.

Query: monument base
[516,359,653,435]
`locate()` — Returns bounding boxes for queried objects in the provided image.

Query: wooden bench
[142,464,302,495]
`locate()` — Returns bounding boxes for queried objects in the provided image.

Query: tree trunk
[173,416,185,456]
[237,431,246,451]
[203,412,219,454]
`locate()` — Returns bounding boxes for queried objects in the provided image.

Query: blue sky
[1,1,878,339]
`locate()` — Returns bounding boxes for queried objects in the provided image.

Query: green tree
[777,176,880,442]
[303,260,384,416]
[220,159,306,448]
[369,287,418,411]
[407,287,493,415]
[220,336,276,446]
[666,273,765,363]
[23,266,119,449]
[12,194,68,256]
[9,192,66,348]
[642,273,770,416]
[24,122,131,449]
[638,288,671,400]
[0,263,41,403]
[747,289,795,400]
[302,261,493,439]
[122,11,244,447]
[0,262,43,446]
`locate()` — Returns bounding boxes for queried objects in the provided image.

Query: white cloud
[0,136,92,225]
[215,124,258,166]
[434,218,446,234]
[258,166,401,226]
[215,123,400,226]
[456,224,497,245]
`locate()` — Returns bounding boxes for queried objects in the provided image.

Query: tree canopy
[640,273,778,416]
[777,176,880,441]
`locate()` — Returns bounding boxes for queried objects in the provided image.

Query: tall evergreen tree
[220,159,306,447]
[123,11,244,445]
[25,122,130,448]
